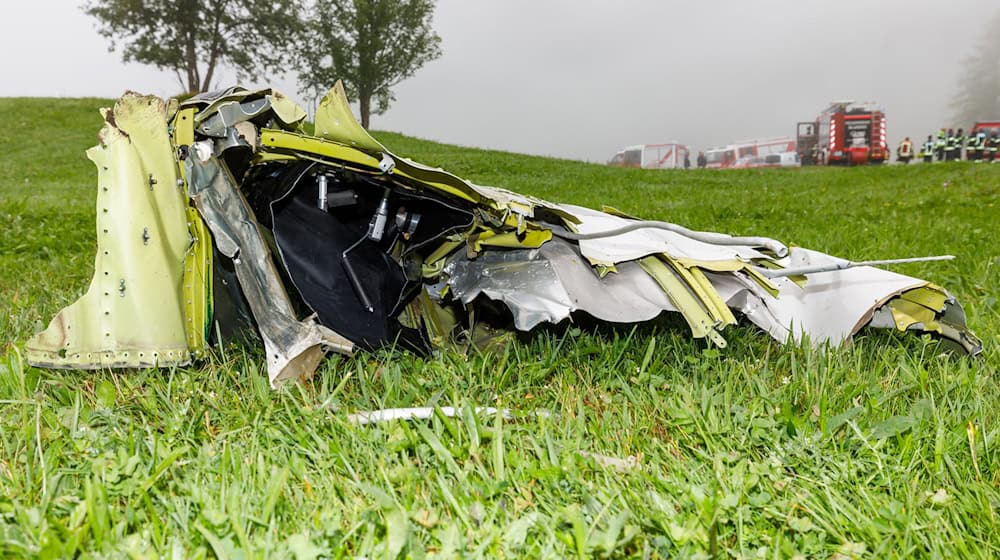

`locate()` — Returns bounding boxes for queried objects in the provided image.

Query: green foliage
[951,9,1000,126]
[298,0,442,127]
[1,98,999,557]
[82,0,304,93]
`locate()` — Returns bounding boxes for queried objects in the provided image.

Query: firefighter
[922,135,935,163]
[967,131,981,161]
[988,132,999,163]
[956,128,966,161]
[935,128,947,161]
[896,137,914,164]
[945,128,958,161]
[696,151,707,168]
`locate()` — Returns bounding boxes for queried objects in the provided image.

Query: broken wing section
[26,93,192,368]
[433,202,981,354]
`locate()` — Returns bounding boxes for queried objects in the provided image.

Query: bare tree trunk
[359,93,371,129]
[201,1,228,92]
[185,27,200,93]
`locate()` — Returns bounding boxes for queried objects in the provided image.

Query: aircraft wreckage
[25,84,982,385]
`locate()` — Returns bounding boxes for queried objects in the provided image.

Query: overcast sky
[1,0,994,161]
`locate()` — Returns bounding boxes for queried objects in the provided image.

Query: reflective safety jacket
[936,131,947,148]
[898,140,913,156]
[922,141,935,156]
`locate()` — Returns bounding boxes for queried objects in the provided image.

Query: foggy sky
[2,0,994,162]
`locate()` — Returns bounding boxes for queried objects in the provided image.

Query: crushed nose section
[25,93,194,369]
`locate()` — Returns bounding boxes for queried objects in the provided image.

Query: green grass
[1,97,998,558]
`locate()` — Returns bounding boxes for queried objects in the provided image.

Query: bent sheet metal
[25,83,983,385]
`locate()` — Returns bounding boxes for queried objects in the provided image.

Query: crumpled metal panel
[698,250,920,345]
[728,248,977,353]
[185,152,354,386]
[559,203,770,265]
[445,246,569,330]
[25,83,984,389]
[26,93,192,368]
[445,237,678,330]
[311,81,582,216]
[445,235,981,354]
[313,81,386,153]
[752,248,924,343]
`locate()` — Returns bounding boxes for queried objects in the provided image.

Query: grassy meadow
[0,97,998,558]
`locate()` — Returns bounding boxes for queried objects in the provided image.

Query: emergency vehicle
[703,137,796,169]
[608,143,690,169]
[797,101,888,165]
[971,120,1000,138]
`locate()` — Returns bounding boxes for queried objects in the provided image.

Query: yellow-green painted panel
[26,93,192,368]
[639,256,727,347]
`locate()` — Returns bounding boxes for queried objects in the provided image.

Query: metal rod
[547,222,789,257]
[317,174,328,210]
[341,235,374,313]
[758,255,954,278]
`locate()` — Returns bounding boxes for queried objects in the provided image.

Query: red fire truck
[797,101,888,165]
[971,120,1000,138]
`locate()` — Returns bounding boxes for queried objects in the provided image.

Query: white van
[762,152,801,167]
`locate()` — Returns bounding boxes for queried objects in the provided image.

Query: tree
[83,0,304,94]
[298,0,442,128]
[951,10,1000,126]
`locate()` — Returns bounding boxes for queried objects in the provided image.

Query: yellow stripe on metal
[639,256,727,347]
[472,228,552,251]
[888,298,941,333]
[172,107,196,182]
[422,239,464,278]
[182,206,213,356]
[674,262,738,326]
[674,258,746,272]
[260,129,480,203]
[898,285,947,312]
[743,266,781,297]
[754,259,807,288]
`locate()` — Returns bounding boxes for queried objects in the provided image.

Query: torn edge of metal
[24,92,194,369]
[185,146,354,387]
[24,86,984,385]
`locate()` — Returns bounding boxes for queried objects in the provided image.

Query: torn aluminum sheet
[443,237,678,330]
[25,83,982,387]
[185,149,353,384]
